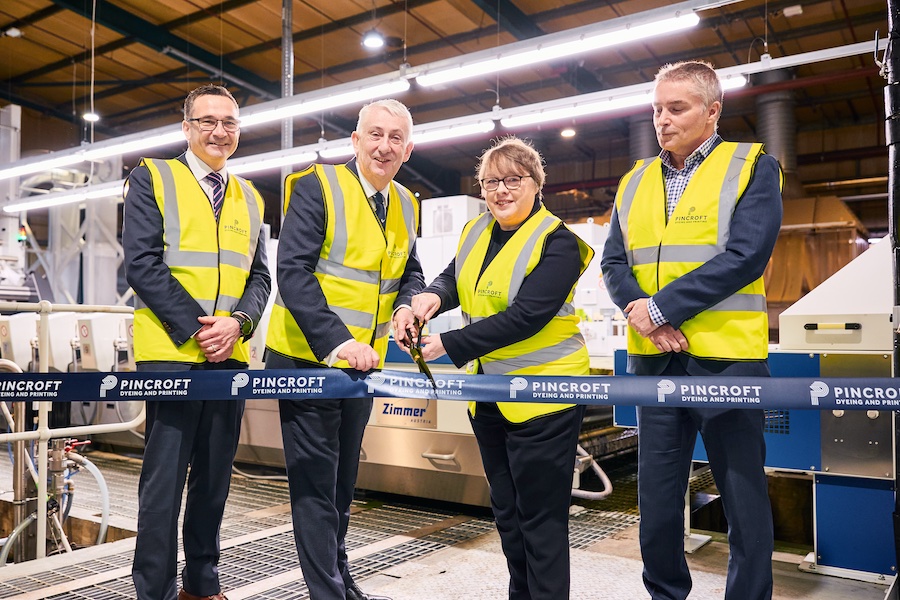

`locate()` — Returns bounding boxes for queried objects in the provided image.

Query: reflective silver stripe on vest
[618,159,654,267]
[461,310,471,326]
[456,213,493,281]
[482,333,586,374]
[717,143,754,247]
[657,244,720,264]
[508,216,556,302]
[153,160,186,261]
[221,249,251,271]
[318,257,380,285]
[627,246,659,267]
[161,250,218,268]
[375,321,391,339]
[217,295,240,314]
[321,165,349,263]
[707,293,767,312]
[330,305,375,329]
[381,278,401,294]
[394,184,418,254]
[234,175,262,265]
[557,302,575,318]
[196,298,216,315]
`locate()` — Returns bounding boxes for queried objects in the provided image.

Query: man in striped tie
[124,84,271,600]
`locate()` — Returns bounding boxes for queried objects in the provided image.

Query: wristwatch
[231,312,253,337]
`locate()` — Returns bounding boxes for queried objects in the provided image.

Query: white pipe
[35,301,50,558]
[0,404,146,443]
[67,452,109,545]
[571,445,614,501]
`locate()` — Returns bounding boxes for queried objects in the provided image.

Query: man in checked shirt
[601,60,783,600]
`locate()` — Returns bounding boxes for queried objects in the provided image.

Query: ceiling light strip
[1,39,886,214]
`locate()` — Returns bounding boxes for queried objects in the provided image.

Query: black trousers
[267,352,372,600]
[132,360,246,600]
[637,359,774,600]
[470,402,586,600]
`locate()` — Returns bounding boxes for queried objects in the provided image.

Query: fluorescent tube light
[500,73,747,129]
[412,119,495,145]
[318,145,356,160]
[3,180,123,213]
[415,12,699,88]
[229,151,318,175]
[241,79,411,127]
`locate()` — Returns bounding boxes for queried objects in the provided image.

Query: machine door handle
[422,451,456,461]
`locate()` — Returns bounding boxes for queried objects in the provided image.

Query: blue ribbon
[0,369,896,411]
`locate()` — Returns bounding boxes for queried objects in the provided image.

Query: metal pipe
[0,301,134,560]
[0,403,146,444]
[884,0,900,570]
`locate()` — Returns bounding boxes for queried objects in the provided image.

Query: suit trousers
[132,361,246,600]
[267,352,372,600]
[637,364,773,600]
[469,402,586,600]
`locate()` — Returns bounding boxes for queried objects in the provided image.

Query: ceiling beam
[49,0,278,98]
[468,0,544,40]
[11,0,260,86]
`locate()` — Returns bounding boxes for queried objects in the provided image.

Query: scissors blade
[413,350,437,388]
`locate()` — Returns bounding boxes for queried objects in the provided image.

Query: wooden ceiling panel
[0,0,890,233]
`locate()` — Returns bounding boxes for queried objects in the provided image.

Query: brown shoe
[177,590,228,600]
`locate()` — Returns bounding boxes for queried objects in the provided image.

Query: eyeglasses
[187,117,241,132]
[480,175,532,191]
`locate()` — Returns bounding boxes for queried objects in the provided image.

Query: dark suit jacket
[600,139,783,376]
[274,158,425,361]
[123,153,271,353]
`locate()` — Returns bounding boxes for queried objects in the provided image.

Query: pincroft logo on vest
[477,280,503,298]
[509,377,528,399]
[673,206,708,224]
[232,373,250,396]
[809,381,829,406]
[657,379,676,403]
[99,374,118,398]
[223,219,248,237]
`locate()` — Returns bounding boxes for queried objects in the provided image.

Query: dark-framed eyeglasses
[187,117,241,132]
[480,175,532,191]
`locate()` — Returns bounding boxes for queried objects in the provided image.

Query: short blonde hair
[476,136,546,195]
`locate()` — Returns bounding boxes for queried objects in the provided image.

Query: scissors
[407,319,438,390]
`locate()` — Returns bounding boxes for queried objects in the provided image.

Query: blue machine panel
[612,350,822,472]
[815,475,896,575]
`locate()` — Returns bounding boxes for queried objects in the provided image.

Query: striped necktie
[206,171,224,220]
[372,191,385,226]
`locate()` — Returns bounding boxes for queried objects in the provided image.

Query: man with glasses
[124,84,271,600]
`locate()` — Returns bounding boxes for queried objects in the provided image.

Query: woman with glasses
[410,136,594,600]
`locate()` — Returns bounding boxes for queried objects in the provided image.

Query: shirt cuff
[327,339,354,367]
[392,304,411,317]
[647,298,669,327]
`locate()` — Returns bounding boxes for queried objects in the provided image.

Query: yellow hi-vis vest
[615,142,779,360]
[266,164,418,368]
[457,205,594,423]
[133,158,264,364]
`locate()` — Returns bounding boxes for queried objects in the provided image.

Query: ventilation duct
[628,113,659,162]
[754,68,804,199]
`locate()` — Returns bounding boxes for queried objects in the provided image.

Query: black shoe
[346,581,392,600]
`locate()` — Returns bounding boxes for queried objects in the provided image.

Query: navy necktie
[206,172,224,220]
[372,191,386,226]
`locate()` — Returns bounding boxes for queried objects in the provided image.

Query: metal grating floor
[0,451,644,599]
[0,450,884,599]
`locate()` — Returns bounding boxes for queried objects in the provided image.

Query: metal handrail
[0,300,138,560]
